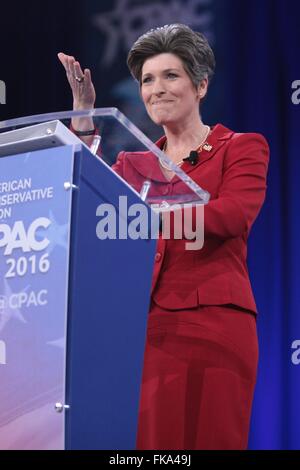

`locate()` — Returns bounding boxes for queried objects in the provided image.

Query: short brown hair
[127,23,216,88]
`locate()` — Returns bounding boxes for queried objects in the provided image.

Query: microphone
[183,150,199,166]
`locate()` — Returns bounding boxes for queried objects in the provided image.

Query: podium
[0,109,209,449]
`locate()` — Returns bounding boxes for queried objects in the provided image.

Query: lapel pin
[202,143,213,151]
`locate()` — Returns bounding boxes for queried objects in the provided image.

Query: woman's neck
[162,120,208,161]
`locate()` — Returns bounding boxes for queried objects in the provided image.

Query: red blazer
[112,123,269,314]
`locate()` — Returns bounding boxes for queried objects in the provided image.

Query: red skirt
[136,304,258,450]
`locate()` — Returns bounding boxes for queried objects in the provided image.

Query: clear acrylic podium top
[0,108,210,208]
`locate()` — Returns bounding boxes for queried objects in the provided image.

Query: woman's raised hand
[58,52,96,110]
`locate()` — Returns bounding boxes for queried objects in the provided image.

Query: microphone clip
[183,150,199,166]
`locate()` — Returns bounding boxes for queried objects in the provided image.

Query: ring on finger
[74,75,84,83]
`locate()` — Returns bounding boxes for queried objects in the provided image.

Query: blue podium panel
[0,146,74,449]
[66,147,157,449]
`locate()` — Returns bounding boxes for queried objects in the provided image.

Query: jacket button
[155,252,162,262]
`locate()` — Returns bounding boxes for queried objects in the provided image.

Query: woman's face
[140,53,206,128]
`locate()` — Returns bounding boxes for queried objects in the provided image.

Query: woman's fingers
[57,52,66,66]
[66,56,76,79]
[83,68,92,83]
[74,61,84,80]
[58,53,75,79]
[58,52,96,108]
[58,52,71,73]
[58,52,86,82]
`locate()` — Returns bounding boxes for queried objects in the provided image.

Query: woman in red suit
[58,24,269,450]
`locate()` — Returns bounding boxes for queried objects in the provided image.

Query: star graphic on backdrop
[93,0,214,66]
[23,152,32,163]
[0,279,28,332]
[46,337,66,349]
[35,209,69,255]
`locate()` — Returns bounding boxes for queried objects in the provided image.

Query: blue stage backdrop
[82,0,300,450]
[0,0,299,450]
